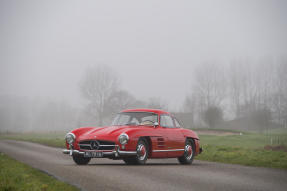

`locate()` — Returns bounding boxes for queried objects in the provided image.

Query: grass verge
[0,133,66,148]
[196,144,287,169]
[196,130,287,169]
[0,152,79,191]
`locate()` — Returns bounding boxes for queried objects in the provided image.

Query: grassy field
[196,128,287,169]
[1,129,287,169]
[0,152,79,191]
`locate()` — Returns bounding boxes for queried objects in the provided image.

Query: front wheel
[123,139,149,165]
[178,139,195,165]
[72,155,91,165]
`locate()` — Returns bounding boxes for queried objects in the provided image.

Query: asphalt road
[0,140,287,191]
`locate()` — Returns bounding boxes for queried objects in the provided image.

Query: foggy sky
[1,0,287,110]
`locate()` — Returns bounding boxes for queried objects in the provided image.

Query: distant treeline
[1,59,287,132]
[0,95,167,133]
[183,58,287,130]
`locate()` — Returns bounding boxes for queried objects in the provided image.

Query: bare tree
[203,106,223,128]
[229,58,275,118]
[188,61,226,125]
[80,65,119,126]
[229,59,246,118]
[272,59,287,126]
[182,96,195,113]
[104,90,146,115]
[192,62,227,109]
[182,95,198,126]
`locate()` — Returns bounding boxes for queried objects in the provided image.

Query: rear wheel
[72,155,91,165]
[178,139,195,165]
[123,139,149,165]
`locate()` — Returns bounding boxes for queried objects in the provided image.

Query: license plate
[84,151,103,158]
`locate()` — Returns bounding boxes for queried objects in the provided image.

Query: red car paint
[66,108,201,159]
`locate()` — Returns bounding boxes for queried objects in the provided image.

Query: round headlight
[118,133,129,145]
[65,133,76,145]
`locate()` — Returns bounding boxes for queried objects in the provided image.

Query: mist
[1,0,287,132]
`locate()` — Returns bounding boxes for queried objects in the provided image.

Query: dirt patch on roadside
[264,145,287,152]
[196,130,241,136]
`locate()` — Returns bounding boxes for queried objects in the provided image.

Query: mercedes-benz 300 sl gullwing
[63,109,202,165]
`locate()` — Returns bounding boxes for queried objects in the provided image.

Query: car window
[112,112,158,126]
[160,115,174,128]
[116,114,131,125]
[174,118,181,128]
[130,117,139,125]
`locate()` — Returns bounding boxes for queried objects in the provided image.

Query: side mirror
[154,122,159,128]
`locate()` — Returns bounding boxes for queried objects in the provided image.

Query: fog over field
[1,0,287,132]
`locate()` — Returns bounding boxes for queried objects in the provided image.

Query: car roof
[120,108,170,115]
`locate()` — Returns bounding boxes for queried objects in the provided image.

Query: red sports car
[63,108,202,165]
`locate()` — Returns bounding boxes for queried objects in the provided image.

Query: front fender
[66,127,95,149]
[120,128,161,151]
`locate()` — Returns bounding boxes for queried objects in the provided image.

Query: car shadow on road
[87,163,180,166]
[71,161,204,167]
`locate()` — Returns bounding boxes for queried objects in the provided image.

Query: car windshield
[112,112,158,126]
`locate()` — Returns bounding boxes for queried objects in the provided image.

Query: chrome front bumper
[62,148,137,157]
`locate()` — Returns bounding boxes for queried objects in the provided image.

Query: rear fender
[181,129,199,140]
[181,129,200,155]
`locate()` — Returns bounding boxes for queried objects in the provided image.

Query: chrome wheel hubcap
[185,144,193,160]
[137,144,146,161]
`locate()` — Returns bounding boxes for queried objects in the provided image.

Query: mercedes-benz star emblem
[91,140,100,150]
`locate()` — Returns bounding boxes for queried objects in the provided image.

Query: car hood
[77,125,150,142]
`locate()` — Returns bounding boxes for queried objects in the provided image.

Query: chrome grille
[78,140,115,150]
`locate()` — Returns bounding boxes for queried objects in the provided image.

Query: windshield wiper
[123,123,137,126]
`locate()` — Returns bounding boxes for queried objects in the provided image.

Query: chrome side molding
[152,149,184,152]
